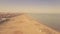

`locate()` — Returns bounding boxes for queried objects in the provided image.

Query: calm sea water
[28,13,60,31]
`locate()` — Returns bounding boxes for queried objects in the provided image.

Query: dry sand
[0,13,60,34]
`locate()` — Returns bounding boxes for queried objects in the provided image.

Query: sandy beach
[0,13,60,34]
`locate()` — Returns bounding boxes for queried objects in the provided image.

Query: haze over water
[28,13,60,32]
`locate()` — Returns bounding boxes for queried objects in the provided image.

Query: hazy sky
[0,0,60,13]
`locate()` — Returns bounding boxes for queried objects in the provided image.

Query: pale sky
[0,0,60,14]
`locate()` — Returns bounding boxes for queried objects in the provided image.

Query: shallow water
[28,13,60,32]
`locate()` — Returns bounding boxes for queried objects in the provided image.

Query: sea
[28,13,60,32]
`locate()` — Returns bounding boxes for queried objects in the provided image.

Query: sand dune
[0,13,60,34]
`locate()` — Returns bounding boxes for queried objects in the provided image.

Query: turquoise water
[28,14,60,31]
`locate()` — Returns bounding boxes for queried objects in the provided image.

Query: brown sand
[0,14,60,34]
